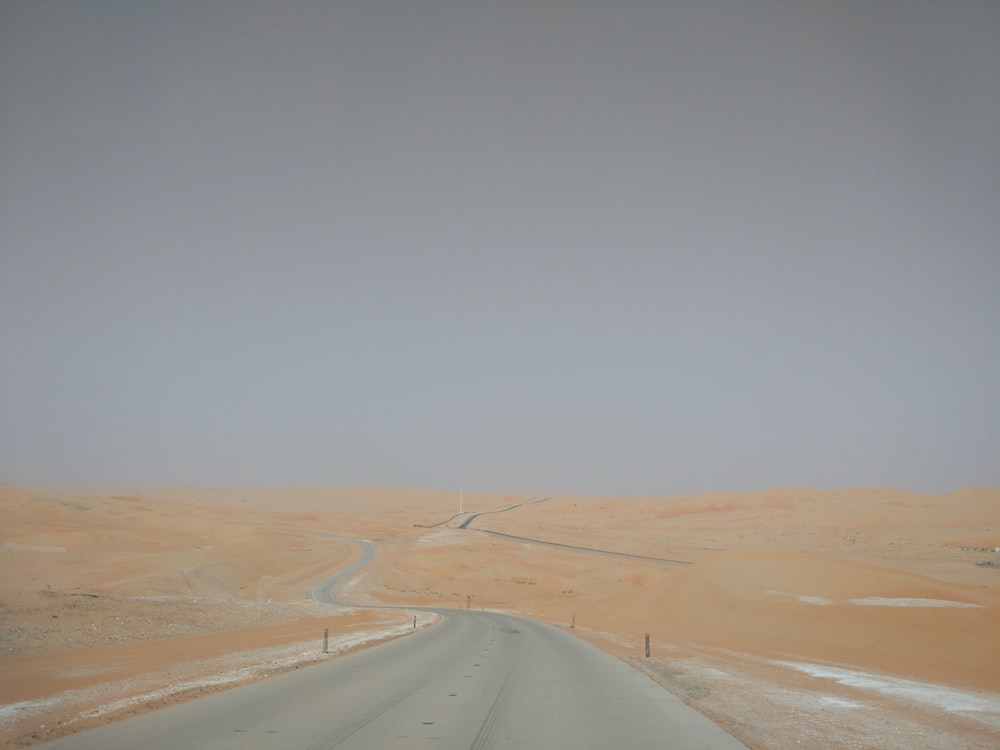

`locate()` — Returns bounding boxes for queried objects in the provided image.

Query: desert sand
[1,483,998,748]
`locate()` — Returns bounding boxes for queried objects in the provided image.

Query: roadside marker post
[323,628,329,654]
[645,632,650,658]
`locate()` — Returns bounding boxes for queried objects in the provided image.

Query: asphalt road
[471,527,693,566]
[36,609,747,750]
[455,500,692,566]
[306,533,376,606]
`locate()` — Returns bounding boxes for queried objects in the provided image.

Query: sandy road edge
[2,609,438,749]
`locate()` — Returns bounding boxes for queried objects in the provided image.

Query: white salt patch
[774,661,1000,720]
[766,592,981,608]
[848,597,981,608]
[698,665,733,680]
[799,595,834,606]
[820,696,862,708]
[767,590,833,605]
[0,698,58,725]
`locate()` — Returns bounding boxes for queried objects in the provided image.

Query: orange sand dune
[367,486,1000,692]
[2,483,999,748]
[588,550,1000,690]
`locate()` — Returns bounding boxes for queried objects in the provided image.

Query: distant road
[457,496,547,529]
[455,502,692,566]
[472,527,693,566]
[37,610,748,750]
[457,505,517,529]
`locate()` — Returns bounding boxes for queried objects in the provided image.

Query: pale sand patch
[414,528,468,546]
[623,645,1000,750]
[848,597,982,607]
[819,696,863,708]
[767,589,835,605]
[773,661,1000,722]
[766,591,982,608]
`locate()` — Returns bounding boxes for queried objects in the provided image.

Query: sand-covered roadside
[2,484,998,748]
[0,486,431,747]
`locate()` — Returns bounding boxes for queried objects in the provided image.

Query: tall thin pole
[459,488,463,514]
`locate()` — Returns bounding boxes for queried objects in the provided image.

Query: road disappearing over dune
[456,498,693,566]
[36,533,747,750]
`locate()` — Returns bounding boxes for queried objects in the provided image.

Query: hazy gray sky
[1,1,998,495]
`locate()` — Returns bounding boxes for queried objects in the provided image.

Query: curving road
[456,496,548,529]
[35,533,748,749]
[306,533,376,607]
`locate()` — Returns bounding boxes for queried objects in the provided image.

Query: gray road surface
[306,533,376,606]
[455,500,691,566]
[36,609,747,749]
